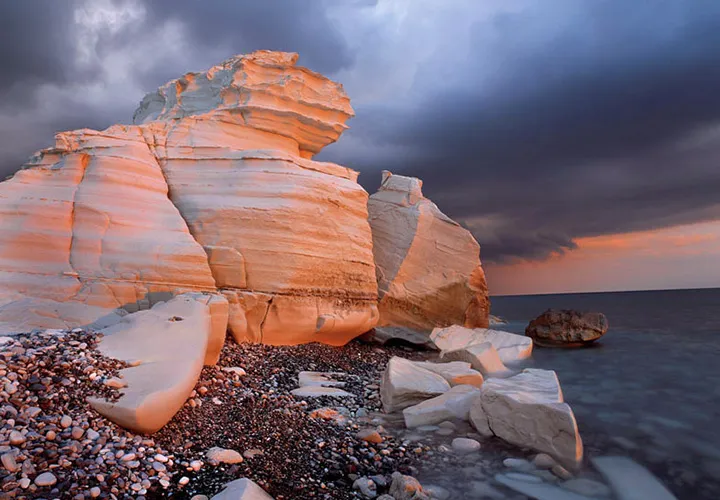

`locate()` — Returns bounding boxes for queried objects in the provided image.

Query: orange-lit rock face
[368,171,489,332]
[0,51,378,345]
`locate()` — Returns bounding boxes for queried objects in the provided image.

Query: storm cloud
[1,0,719,264]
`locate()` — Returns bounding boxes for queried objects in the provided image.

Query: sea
[490,287,720,499]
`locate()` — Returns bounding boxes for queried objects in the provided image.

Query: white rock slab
[440,342,511,377]
[211,478,274,499]
[469,369,583,469]
[495,473,593,500]
[403,384,481,428]
[298,371,347,388]
[88,294,213,434]
[290,386,355,399]
[412,360,484,387]
[430,325,532,364]
[380,357,450,412]
[591,456,677,500]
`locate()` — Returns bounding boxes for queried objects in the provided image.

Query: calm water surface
[491,288,720,499]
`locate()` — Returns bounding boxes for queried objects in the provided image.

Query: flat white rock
[591,456,677,500]
[403,384,480,428]
[495,473,592,500]
[469,369,583,469]
[440,342,511,377]
[411,360,484,387]
[431,325,532,364]
[290,386,355,398]
[211,478,274,499]
[380,357,450,412]
[298,371,347,388]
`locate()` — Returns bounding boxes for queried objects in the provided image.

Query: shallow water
[490,288,720,499]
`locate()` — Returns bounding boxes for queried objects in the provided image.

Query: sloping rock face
[368,171,489,333]
[526,309,609,347]
[0,51,378,345]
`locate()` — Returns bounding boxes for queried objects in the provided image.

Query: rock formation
[0,51,378,345]
[526,309,609,347]
[430,325,533,364]
[368,171,490,333]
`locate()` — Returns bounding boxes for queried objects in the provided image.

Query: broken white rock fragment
[430,325,532,364]
[381,357,450,412]
[403,385,481,428]
[291,371,354,399]
[88,294,219,434]
[211,478,274,500]
[411,361,484,387]
[440,342,511,377]
[469,369,583,469]
[591,456,677,500]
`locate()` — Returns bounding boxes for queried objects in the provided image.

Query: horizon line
[491,284,720,298]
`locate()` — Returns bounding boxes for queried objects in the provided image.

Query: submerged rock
[368,171,490,333]
[526,309,609,347]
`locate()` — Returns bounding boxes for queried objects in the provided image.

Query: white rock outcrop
[469,369,583,469]
[411,361,484,387]
[403,384,481,428]
[440,342,511,377]
[87,293,220,433]
[368,171,489,333]
[430,325,533,364]
[380,357,450,412]
[0,51,379,346]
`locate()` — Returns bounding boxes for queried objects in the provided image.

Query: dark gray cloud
[1,0,720,266]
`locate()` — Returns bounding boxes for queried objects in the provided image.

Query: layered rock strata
[368,171,489,333]
[0,51,379,345]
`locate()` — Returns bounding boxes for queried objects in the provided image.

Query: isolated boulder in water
[380,356,450,412]
[526,309,608,347]
[368,171,490,332]
[0,51,378,345]
[469,368,583,469]
[430,325,533,364]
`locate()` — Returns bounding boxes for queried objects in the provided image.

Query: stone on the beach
[34,472,57,487]
[357,429,383,444]
[88,294,214,433]
[533,453,558,469]
[503,458,535,472]
[0,51,378,347]
[430,325,533,364]
[451,437,481,454]
[411,361,484,387]
[298,371,347,387]
[380,357,451,412]
[353,477,378,498]
[495,473,591,500]
[440,342,510,377]
[1,452,20,473]
[403,385,480,428]
[389,472,429,500]
[526,309,609,347]
[0,336,13,346]
[469,368,583,469]
[591,456,678,500]
[206,447,244,464]
[291,386,355,399]
[8,430,25,445]
[368,171,490,333]
[211,478,275,499]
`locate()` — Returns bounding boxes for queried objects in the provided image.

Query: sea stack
[0,51,379,345]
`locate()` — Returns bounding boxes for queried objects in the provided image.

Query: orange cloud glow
[485,220,720,295]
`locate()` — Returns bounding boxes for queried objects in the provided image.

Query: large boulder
[0,51,379,346]
[368,171,489,333]
[526,309,609,347]
[88,293,221,433]
[469,369,583,469]
[403,384,480,428]
[430,325,532,364]
[380,357,450,412]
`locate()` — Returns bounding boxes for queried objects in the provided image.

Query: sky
[1,0,719,295]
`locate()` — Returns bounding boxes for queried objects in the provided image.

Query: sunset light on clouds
[486,219,720,295]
